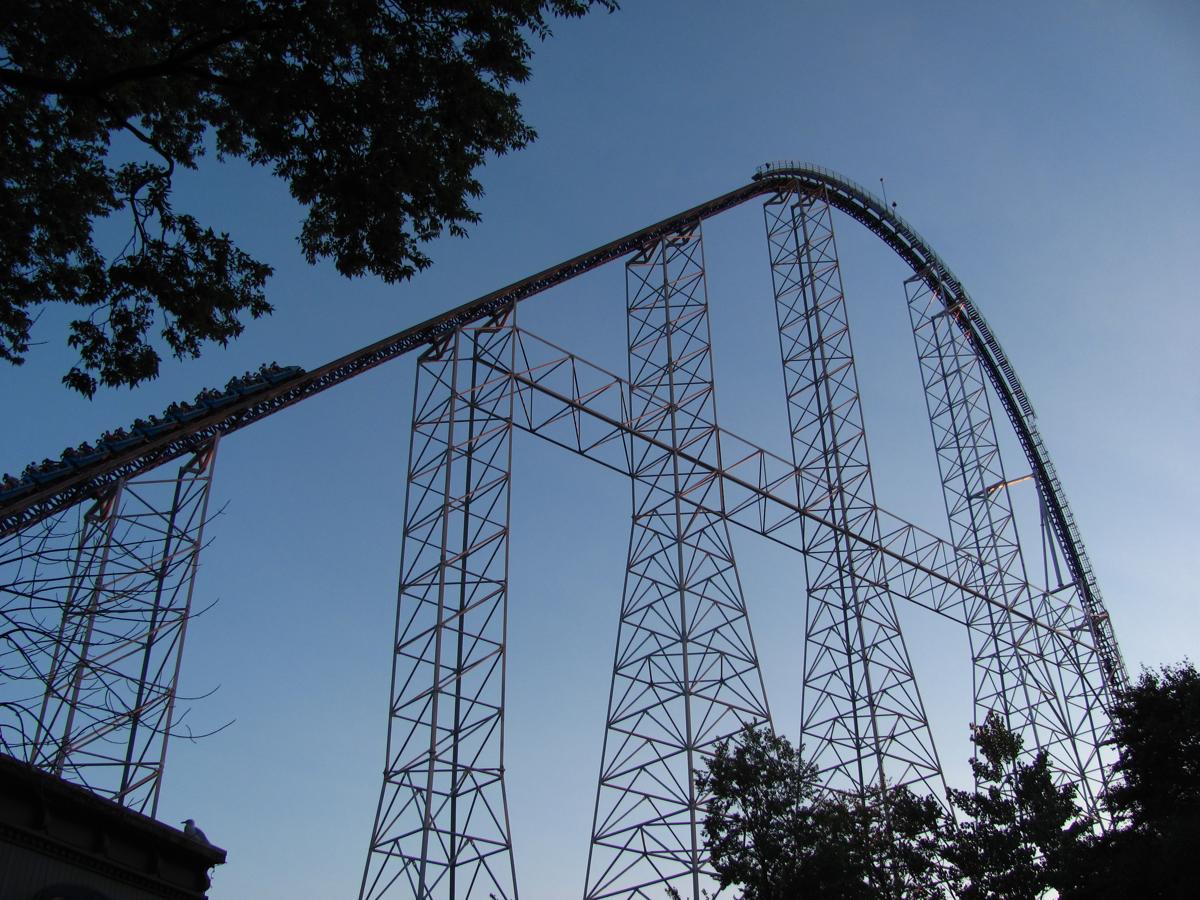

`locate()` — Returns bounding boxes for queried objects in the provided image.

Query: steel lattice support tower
[0,161,1131,898]
[905,272,1114,807]
[585,227,772,900]
[361,315,519,900]
[763,189,946,801]
[0,440,219,815]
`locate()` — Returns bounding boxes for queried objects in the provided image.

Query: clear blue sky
[2,2,1198,897]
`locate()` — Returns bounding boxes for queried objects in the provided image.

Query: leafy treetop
[693,661,1200,899]
[696,726,942,900]
[941,712,1086,900]
[1068,661,1200,898]
[1,0,615,396]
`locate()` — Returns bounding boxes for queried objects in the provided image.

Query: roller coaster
[0,163,1124,899]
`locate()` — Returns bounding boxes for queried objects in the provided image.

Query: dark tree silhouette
[940,712,1087,900]
[696,726,870,898]
[1,0,615,395]
[694,664,1200,900]
[695,726,943,899]
[1107,661,1200,831]
[1064,661,1200,899]
[695,717,1090,900]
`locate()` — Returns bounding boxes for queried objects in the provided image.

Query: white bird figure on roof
[182,818,212,844]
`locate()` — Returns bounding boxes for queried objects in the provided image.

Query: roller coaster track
[0,162,1125,693]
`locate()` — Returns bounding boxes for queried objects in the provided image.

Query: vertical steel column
[27,486,125,773]
[763,188,946,801]
[128,440,219,817]
[362,313,518,900]
[12,440,218,814]
[905,272,1112,807]
[585,225,771,900]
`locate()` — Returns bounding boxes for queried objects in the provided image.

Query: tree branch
[0,23,265,98]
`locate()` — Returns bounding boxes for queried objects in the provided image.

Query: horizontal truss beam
[466,328,1096,662]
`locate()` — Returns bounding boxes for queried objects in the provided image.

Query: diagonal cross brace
[471,328,1098,663]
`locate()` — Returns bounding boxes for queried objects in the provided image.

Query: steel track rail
[1,162,1123,689]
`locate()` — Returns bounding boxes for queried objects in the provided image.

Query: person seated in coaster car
[196,387,235,410]
[263,363,304,384]
[1,472,34,499]
[28,458,70,484]
[133,415,174,436]
[100,426,140,449]
[63,441,107,468]
[164,400,203,423]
